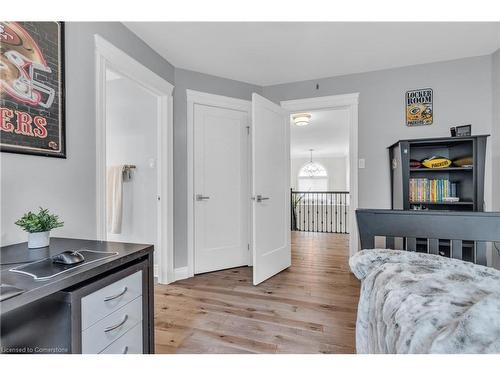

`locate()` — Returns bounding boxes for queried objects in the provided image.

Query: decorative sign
[405,88,433,127]
[0,22,65,158]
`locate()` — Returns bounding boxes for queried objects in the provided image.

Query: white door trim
[95,35,174,284]
[281,93,360,257]
[186,89,252,278]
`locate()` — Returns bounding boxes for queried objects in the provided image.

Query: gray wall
[263,55,494,213]
[492,49,500,269]
[1,22,175,246]
[172,68,262,267]
[492,49,500,212]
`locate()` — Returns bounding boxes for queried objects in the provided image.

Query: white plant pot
[28,231,50,249]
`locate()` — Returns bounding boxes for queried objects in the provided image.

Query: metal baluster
[347,193,350,233]
[329,193,333,233]
[316,193,319,232]
[344,193,348,234]
[305,193,311,232]
[340,194,343,234]
[325,193,328,233]
[320,192,323,232]
[333,193,336,233]
[311,193,315,232]
[338,193,341,234]
[317,193,320,232]
[301,194,304,231]
[312,192,314,232]
[296,192,299,231]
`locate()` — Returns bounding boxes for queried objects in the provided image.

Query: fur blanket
[349,249,500,354]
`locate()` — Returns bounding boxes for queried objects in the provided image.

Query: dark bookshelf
[388,135,489,211]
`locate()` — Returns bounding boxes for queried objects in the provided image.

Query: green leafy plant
[291,193,304,231]
[15,207,64,233]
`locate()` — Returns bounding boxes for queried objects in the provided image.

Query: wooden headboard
[356,209,500,266]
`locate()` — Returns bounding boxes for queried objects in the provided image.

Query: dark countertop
[0,238,154,315]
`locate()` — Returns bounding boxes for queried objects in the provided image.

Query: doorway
[193,100,250,274]
[290,108,350,234]
[281,94,359,256]
[187,90,252,276]
[187,91,291,285]
[95,35,174,284]
[105,67,158,246]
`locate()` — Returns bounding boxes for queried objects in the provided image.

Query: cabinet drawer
[99,323,143,354]
[81,270,142,330]
[82,296,142,354]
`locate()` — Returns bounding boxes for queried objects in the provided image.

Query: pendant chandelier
[300,149,327,177]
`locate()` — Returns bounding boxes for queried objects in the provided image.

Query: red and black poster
[0,21,65,158]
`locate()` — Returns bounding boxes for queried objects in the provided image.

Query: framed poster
[0,21,66,158]
[405,88,433,127]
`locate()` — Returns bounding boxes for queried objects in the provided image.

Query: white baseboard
[154,264,159,278]
[154,265,189,283]
[174,266,189,281]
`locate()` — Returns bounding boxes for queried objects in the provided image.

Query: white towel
[107,165,124,234]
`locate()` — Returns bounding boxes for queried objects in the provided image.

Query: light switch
[148,158,156,168]
[358,158,366,169]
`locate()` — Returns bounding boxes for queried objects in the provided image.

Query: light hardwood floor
[154,232,360,353]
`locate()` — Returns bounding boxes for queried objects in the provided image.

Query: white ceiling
[290,108,349,159]
[124,22,500,86]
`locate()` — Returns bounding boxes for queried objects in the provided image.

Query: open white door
[251,93,291,285]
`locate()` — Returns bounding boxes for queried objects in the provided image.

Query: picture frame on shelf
[450,124,472,138]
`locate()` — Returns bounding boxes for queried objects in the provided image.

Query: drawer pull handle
[122,346,129,354]
[104,286,128,301]
[104,314,128,333]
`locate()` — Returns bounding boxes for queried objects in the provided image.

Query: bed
[352,209,500,354]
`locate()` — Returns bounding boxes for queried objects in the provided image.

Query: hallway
[154,232,360,353]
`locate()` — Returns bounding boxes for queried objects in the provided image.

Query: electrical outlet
[358,158,366,169]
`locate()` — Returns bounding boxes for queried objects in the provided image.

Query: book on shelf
[409,178,458,203]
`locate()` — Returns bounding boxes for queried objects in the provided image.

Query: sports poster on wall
[0,21,66,158]
[405,88,433,127]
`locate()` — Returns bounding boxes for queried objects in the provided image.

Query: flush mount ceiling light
[292,113,311,127]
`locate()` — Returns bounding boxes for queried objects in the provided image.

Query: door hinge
[247,243,250,251]
[246,126,250,135]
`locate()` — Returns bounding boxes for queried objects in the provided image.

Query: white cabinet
[82,295,142,354]
[64,262,147,354]
[81,270,142,330]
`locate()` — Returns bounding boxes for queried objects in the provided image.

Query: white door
[251,93,291,285]
[194,104,250,274]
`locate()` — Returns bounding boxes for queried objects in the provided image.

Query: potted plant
[291,193,304,231]
[15,207,64,249]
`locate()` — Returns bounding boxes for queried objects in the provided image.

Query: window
[297,162,328,192]
[298,162,327,178]
[298,177,328,192]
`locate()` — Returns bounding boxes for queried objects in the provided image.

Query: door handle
[196,194,210,201]
[252,195,270,203]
